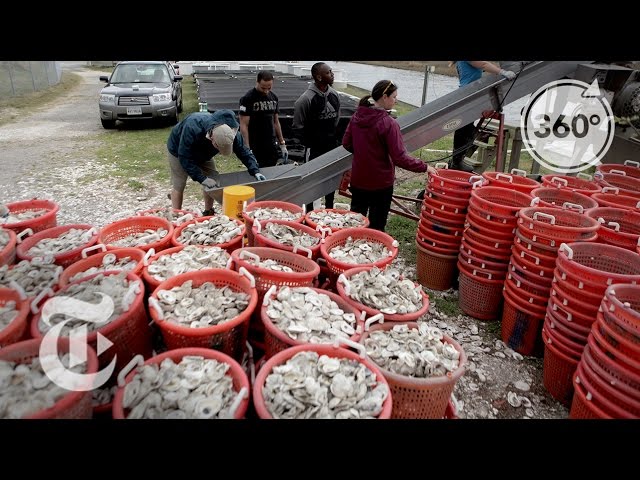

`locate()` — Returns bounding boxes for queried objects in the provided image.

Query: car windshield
[110,64,169,83]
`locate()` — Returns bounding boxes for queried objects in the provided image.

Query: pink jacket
[342,106,427,190]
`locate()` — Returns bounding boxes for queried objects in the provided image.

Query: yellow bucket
[222,185,255,221]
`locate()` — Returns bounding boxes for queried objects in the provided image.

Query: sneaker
[448,159,474,173]
[202,209,215,216]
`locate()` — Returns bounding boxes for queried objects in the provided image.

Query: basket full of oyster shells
[359,322,466,419]
[0,199,59,234]
[58,246,146,288]
[0,228,17,267]
[0,287,30,347]
[16,224,99,268]
[99,216,174,253]
[252,343,392,419]
[112,348,250,419]
[242,201,305,247]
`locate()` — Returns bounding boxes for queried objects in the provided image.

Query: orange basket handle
[624,160,640,168]
[16,228,33,244]
[292,245,312,258]
[238,267,256,288]
[82,243,106,258]
[364,313,384,331]
[222,387,249,419]
[601,186,619,195]
[239,250,261,263]
[117,354,145,387]
[30,287,54,315]
[562,202,584,213]
[148,297,164,321]
[142,248,156,266]
[511,168,527,177]
[333,337,366,358]
[8,279,27,300]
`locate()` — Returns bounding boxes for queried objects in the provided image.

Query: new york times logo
[39,293,117,391]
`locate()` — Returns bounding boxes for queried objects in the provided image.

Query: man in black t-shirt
[239,71,288,168]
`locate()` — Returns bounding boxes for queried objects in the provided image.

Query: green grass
[385,215,418,260]
[432,295,461,317]
[0,71,83,126]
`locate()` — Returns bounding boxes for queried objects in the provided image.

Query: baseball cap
[211,124,235,156]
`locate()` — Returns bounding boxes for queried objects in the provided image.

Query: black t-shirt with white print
[238,88,280,151]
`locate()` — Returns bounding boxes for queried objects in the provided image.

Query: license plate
[126,106,142,115]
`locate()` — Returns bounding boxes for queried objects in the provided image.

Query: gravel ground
[0,62,570,419]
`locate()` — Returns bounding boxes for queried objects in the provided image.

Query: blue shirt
[456,61,482,87]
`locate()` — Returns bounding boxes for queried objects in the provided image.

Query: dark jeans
[349,185,394,232]
[252,144,280,169]
[451,121,490,165]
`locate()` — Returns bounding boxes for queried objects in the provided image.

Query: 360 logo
[39,293,117,392]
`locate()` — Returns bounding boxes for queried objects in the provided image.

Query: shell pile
[177,216,242,246]
[156,280,250,328]
[341,267,424,315]
[0,300,19,331]
[307,210,367,229]
[122,355,239,419]
[138,208,196,226]
[0,353,85,418]
[363,323,460,377]
[147,245,230,282]
[69,253,139,283]
[0,256,62,298]
[259,222,319,249]
[266,286,357,343]
[246,207,302,222]
[0,229,10,250]
[243,256,293,273]
[26,228,95,257]
[0,208,48,225]
[328,237,392,265]
[109,227,169,248]
[93,384,118,407]
[37,272,140,336]
[262,350,389,419]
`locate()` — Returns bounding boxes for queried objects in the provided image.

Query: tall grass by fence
[0,61,62,97]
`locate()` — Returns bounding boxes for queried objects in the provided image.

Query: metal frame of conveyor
[209,61,592,207]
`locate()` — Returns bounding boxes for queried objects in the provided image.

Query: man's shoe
[448,159,474,173]
[202,209,215,216]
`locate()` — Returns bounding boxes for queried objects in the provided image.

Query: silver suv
[99,61,183,129]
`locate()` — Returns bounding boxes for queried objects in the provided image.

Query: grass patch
[0,71,83,126]
[128,179,145,190]
[385,215,417,260]
[432,295,461,317]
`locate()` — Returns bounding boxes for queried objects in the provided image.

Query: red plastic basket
[320,228,398,278]
[555,242,640,286]
[0,228,17,267]
[359,321,466,419]
[30,271,152,372]
[428,169,478,190]
[1,199,59,234]
[416,243,458,291]
[591,191,640,212]
[58,246,146,288]
[570,370,611,419]
[603,284,640,337]
[586,207,640,251]
[0,287,30,347]
[242,201,304,247]
[171,215,245,253]
[149,269,258,360]
[541,174,602,196]
[541,328,579,406]
[99,216,173,253]
[457,263,505,320]
[260,286,364,359]
[141,244,231,292]
[16,224,99,268]
[136,207,200,227]
[518,207,600,242]
[252,343,393,419]
[252,219,324,260]
[531,186,599,211]
[112,347,250,419]
[596,161,640,179]
[482,171,540,193]
[336,265,429,322]
[582,342,640,402]
[0,337,97,418]
[501,287,545,356]
[305,208,370,233]
[470,185,534,218]
[595,172,640,198]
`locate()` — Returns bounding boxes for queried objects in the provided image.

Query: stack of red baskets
[592,187,640,212]
[416,165,478,291]
[596,160,640,178]
[504,207,599,356]
[458,184,534,320]
[543,242,640,407]
[541,174,602,196]
[530,187,598,211]
[482,169,540,194]
[594,171,640,199]
[586,207,640,251]
[570,284,640,418]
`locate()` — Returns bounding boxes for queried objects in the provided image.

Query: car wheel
[168,113,179,126]
[101,119,116,129]
[177,97,183,113]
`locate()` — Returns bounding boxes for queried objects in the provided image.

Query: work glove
[280,144,289,164]
[201,177,219,191]
[254,173,266,181]
[499,69,516,80]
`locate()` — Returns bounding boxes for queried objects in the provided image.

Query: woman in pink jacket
[342,80,428,231]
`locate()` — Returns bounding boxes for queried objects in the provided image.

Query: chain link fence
[0,61,62,97]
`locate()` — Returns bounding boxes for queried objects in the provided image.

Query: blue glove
[254,173,266,181]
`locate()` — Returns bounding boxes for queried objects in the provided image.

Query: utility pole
[421,65,435,106]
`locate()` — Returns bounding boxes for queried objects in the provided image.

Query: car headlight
[100,93,115,104]
[151,93,172,102]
